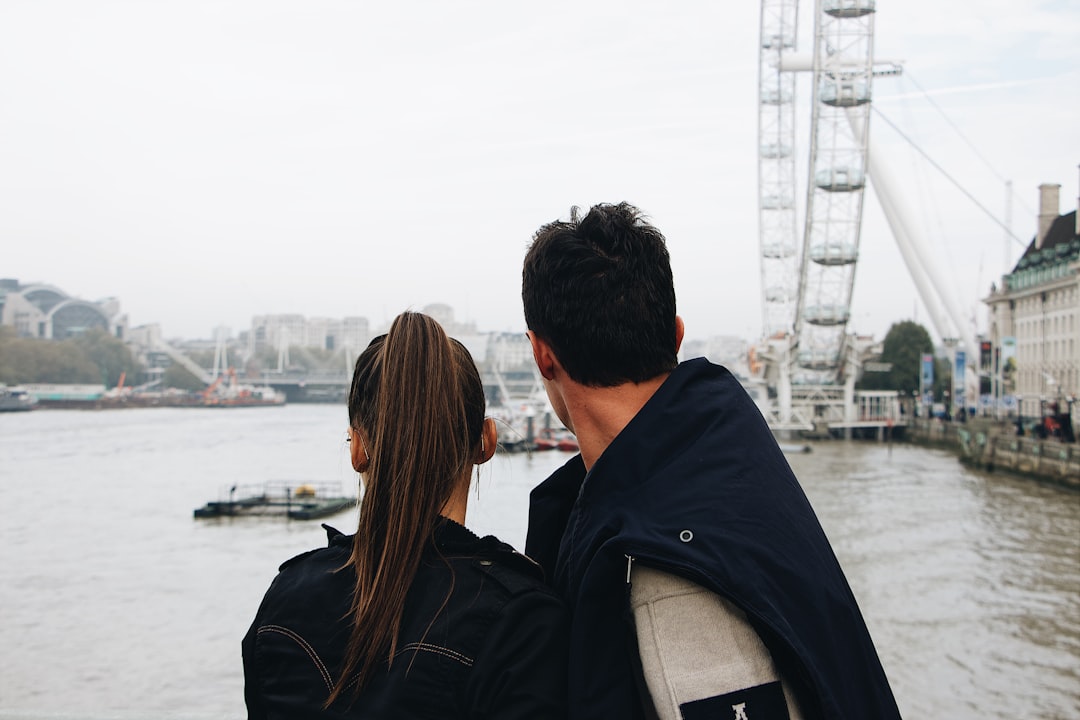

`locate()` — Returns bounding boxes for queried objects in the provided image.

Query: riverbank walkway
[903,417,1079,489]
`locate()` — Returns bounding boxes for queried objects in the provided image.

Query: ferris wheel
[757,0,877,383]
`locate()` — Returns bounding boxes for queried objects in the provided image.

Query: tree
[72,329,143,387]
[0,326,143,385]
[857,320,934,395]
[162,363,205,391]
[0,328,97,383]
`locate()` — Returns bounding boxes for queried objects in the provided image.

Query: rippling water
[1,406,1077,719]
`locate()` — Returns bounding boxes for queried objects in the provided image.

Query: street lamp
[1068,396,1078,443]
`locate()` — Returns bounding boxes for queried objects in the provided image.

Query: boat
[194,370,286,408]
[533,428,579,452]
[193,482,356,520]
[556,437,580,452]
[0,386,38,412]
[198,384,285,408]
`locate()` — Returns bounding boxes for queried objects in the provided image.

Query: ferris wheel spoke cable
[902,70,1035,218]
[870,105,1027,247]
[902,73,1007,187]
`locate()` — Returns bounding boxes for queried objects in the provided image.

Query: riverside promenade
[905,417,1080,488]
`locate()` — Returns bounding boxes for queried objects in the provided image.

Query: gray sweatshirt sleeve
[630,564,804,720]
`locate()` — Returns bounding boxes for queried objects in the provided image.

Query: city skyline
[2,2,1078,344]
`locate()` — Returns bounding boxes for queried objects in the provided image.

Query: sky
[2,1,1078,345]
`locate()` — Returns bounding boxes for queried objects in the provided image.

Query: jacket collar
[323,517,537,572]
[531,357,723,501]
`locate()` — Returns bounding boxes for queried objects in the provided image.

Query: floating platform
[194,482,356,520]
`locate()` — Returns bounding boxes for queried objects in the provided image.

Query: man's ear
[527,331,558,381]
[674,315,685,355]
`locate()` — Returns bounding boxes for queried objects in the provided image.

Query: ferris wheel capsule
[819,77,871,107]
[814,167,866,192]
[823,0,876,19]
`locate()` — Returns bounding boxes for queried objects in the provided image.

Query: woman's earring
[476,435,485,482]
[348,428,372,472]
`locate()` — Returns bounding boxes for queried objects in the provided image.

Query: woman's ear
[349,428,370,473]
[478,417,498,464]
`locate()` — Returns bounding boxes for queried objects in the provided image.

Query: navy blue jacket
[526,358,901,720]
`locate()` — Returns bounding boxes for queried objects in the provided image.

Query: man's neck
[565,373,671,470]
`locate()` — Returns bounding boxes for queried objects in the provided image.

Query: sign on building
[954,350,966,410]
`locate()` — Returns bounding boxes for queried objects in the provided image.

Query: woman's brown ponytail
[328,312,484,704]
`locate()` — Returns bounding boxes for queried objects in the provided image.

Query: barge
[194,482,356,520]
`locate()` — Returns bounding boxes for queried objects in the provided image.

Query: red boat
[535,428,579,452]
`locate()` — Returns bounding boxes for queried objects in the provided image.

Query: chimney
[1036,183,1060,249]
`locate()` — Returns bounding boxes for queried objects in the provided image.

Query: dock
[194,482,356,520]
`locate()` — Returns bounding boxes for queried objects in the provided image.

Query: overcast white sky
[2,1,1078,344]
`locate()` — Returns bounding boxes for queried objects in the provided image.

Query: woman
[242,312,568,719]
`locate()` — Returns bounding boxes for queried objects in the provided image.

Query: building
[682,335,749,370]
[249,314,370,354]
[419,303,478,338]
[984,181,1080,421]
[0,278,128,340]
[340,317,371,354]
[250,314,306,353]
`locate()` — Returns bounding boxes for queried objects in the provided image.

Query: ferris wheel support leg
[843,375,855,440]
[778,343,793,430]
[844,347,857,433]
[853,110,976,356]
[868,170,952,341]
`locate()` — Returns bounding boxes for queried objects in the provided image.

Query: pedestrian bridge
[242,367,538,405]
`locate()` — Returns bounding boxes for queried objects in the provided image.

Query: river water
[0,404,1077,719]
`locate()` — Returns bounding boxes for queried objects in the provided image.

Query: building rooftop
[1013,210,1079,273]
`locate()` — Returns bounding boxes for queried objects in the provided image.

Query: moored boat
[194,370,286,408]
[534,428,580,452]
[198,384,286,408]
[194,481,355,520]
[0,386,38,412]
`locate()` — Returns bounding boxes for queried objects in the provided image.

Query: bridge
[239,367,542,406]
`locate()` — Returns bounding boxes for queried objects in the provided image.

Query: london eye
[758,0,878,386]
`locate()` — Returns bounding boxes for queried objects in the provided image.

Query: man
[522,202,901,720]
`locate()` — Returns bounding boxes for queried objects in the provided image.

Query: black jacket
[244,519,568,719]
[526,358,901,720]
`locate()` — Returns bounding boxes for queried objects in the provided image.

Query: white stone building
[0,279,128,340]
[984,181,1080,421]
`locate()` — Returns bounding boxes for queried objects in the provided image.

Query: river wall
[904,417,1080,488]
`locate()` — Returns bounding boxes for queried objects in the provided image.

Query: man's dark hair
[522,202,678,387]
